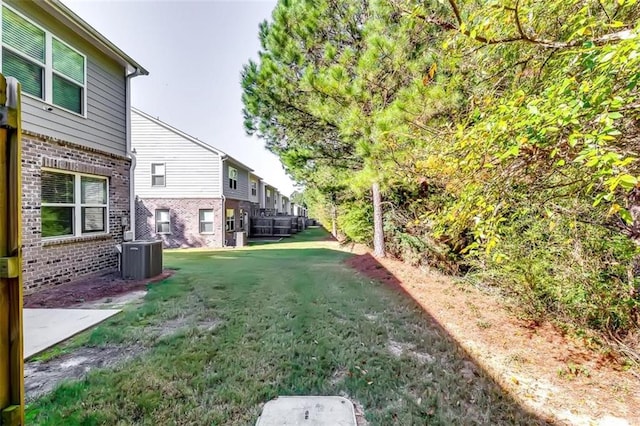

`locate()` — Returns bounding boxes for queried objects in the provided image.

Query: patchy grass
[26,228,545,424]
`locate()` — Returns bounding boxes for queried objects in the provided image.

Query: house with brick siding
[132,108,260,248]
[2,0,148,293]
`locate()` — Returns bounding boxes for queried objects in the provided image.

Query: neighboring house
[2,0,147,293]
[131,108,255,248]
[248,172,261,216]
[263,183,278,213]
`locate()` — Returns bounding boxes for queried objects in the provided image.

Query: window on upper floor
[155,209,171,234]
[228,166,237,190]
[266,188,271,205]
[251,180,257,196]
[199,209,214,234]
[41,170,108,238]
[2,6,86,115]
[151,163,165,187]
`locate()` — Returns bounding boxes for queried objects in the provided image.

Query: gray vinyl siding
[249,174,260,204]
[132,110,222,198]
[3,1,127,156]
[265,185,277,210]
[259,181,266,208]
[223,161,250,201]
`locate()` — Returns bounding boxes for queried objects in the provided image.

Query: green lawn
[27,228,545,425]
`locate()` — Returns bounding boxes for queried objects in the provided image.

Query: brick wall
[136,198,224,248]
[224,199,252,246]
[21,132,131,294]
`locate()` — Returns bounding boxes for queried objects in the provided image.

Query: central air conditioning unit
[121,240,163,279]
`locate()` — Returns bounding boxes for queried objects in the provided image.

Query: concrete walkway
[23,308,120,359]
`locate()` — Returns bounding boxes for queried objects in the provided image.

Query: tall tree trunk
[372,181,385,258]
[331,204,338,238]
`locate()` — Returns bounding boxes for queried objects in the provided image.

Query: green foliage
[470,206,639,331]
[338,198,373,244]
[242,0,640,338]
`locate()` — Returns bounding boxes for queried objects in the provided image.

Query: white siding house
[132,108,222,199]
[132,108,257,247]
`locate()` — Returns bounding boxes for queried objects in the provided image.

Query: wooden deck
[249,216,306,237]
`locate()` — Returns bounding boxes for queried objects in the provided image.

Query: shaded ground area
[26,228,547,425]
[345,251,640,425]
[24,269,174,308]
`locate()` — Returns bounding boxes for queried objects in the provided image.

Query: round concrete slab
[256,396,357,426]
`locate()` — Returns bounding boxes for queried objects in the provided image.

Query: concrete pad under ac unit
[256,396,357,426]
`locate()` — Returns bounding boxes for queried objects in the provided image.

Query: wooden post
[0,75,24,425]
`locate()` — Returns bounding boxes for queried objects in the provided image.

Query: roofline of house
[44,0,149,75]
[131,107,254,172]
[223,156,254,173]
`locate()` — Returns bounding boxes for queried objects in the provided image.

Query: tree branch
[407,0,636,50]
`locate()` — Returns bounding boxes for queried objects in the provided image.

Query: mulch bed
[24,269,174,308]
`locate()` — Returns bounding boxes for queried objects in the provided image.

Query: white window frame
[41,168,109,239]
[155,209,171,234]
[228,166,238,190]
[151,162,166,187]
[251,180,257,196]
[266,188,271,206]
[225,208,235,232]
[199,209,214,234]
[239,208,244,230]
[0,4,88,118]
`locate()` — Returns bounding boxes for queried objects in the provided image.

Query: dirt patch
[24,269,175,308]
[387,339,435,364]
[151,317,221,339]
[344,251,640,425]
[25,316,221,401]
[25,345,144,401]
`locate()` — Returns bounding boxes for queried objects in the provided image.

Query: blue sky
[63,0,296,195]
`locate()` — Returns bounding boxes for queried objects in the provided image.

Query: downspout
[220,156,227,247]
[125,68,144,241]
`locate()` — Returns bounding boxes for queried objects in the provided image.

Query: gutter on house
[125,68,145,241]
[220,156,227,247]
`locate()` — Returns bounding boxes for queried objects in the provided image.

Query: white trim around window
[151,162,166,187]
[199,209,214,234]
[0,4,88,118]
[225,208,235,232]
[41,168,109,239]
[228,166,237,190]
[155,209,171,234]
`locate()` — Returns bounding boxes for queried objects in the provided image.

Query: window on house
[266,189,271,206]
[228,167,237,190]
[199,209,214,233]
[251,180,257,196]
[151,163,165,186]
[225,208,235,232]
[155,209,171,234]
[2,6,86,115]
[41,170,107,238]
[239,208,244,230]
